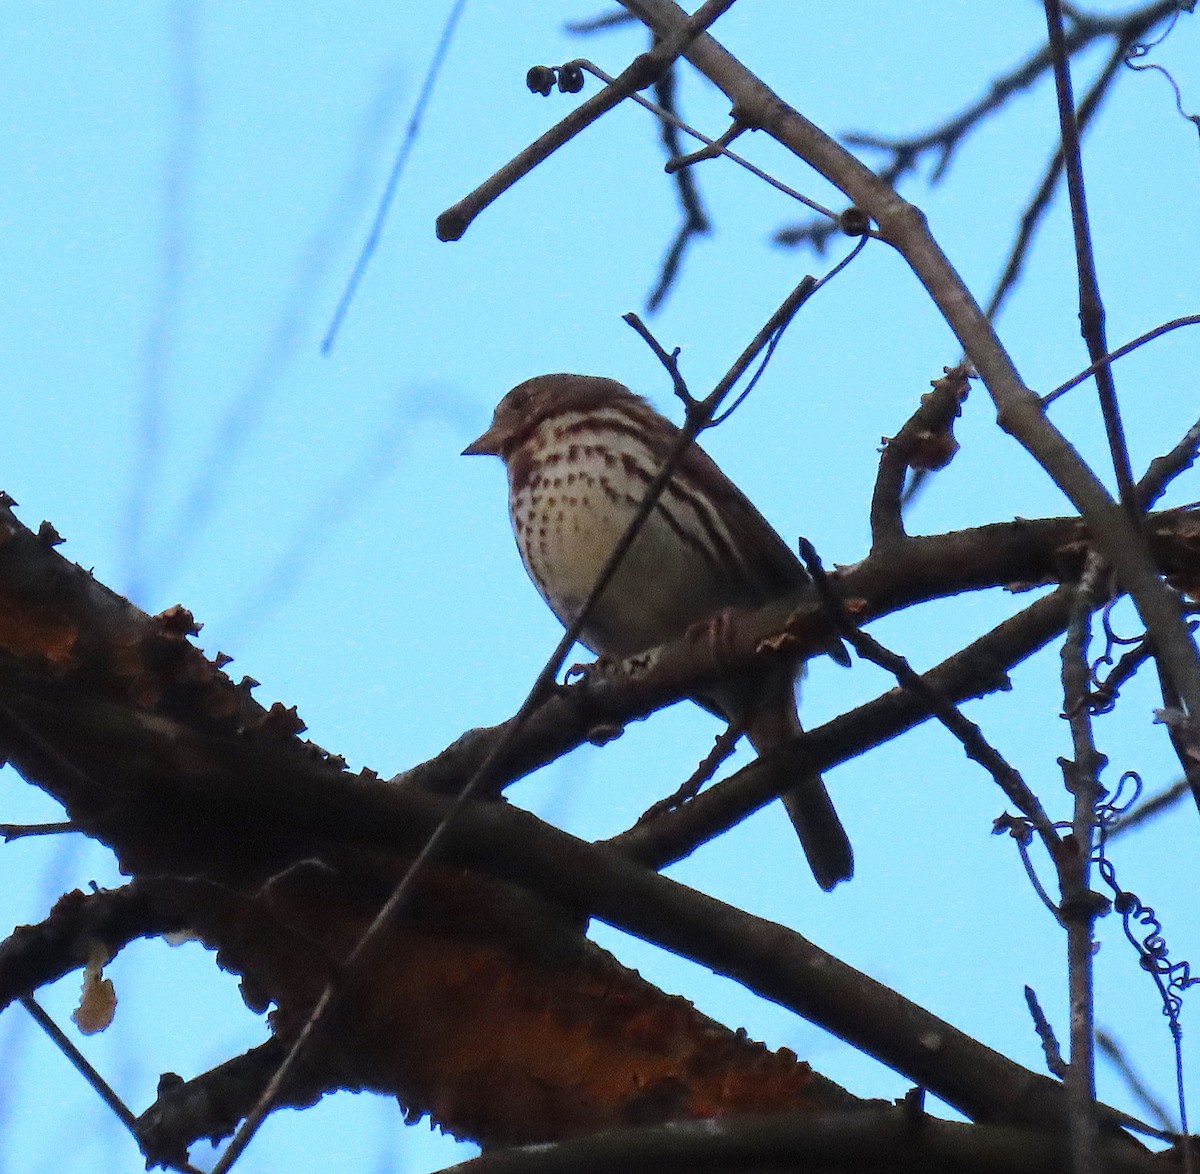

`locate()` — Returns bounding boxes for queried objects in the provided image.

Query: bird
[463,373,853,890]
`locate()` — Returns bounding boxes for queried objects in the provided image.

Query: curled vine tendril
[1084,600,1179,717]
[1095,770,1197,1133]
[1124,9,1200,138]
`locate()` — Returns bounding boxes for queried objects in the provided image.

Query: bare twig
[1044,0,1139,524]
[20,996,204,1174]
[1043,314,1200,405]
[1057,554,1108,1174]
[21,995,138,1131]
[0,820,76,841]
[1014,831,1065,917]
[1138,415,1200,510]
[575,60,838,218]
[1025,986,1068,1078]
[635,721,742,825]
[436,0,739,241]
[320,0,470,353]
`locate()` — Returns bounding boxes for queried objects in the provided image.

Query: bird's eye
[506,389,530,414]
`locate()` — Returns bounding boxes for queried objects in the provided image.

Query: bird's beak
[462,424,502,457]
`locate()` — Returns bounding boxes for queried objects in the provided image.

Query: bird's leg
[684,606,741,671]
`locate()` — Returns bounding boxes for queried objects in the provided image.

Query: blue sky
[1,3,1198,1171]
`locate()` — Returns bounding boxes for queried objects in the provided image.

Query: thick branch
[442,1108,1153,1174]
[0,881,189,1012]
[0,653,1133,1139]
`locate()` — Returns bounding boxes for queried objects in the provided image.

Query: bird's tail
[780,771,854,892]
[742,680,853,892]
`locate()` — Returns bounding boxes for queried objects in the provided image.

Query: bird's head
[462,374,646,460]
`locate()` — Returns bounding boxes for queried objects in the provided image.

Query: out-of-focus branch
[1108,776,1191,836]
[645,63,711,311]
[774,2,1177,254]
[1096,1029,1177,1135]
[985,29,1132,321]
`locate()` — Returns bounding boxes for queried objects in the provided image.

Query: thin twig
[635,721,742,825]
[1058,554,1107,1174]
[1016,831,1064,918]
[0,820,77,841]
[321,0,470,353]
[1043,314,1200,405]
[574,61,839,219]
[1025,985,1068,1078]
[622,311,689,400]
[20,996,204,1174]
[20,996,139,1133]
[1044,0,1138,522]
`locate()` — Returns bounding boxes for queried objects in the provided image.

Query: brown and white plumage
[465,374,853,890]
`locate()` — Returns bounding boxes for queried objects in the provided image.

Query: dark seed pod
[526,65,555,96]
[557,63,584,94]
[839,207,872,237]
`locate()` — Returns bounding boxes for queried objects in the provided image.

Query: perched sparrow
[464,374,853,890]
